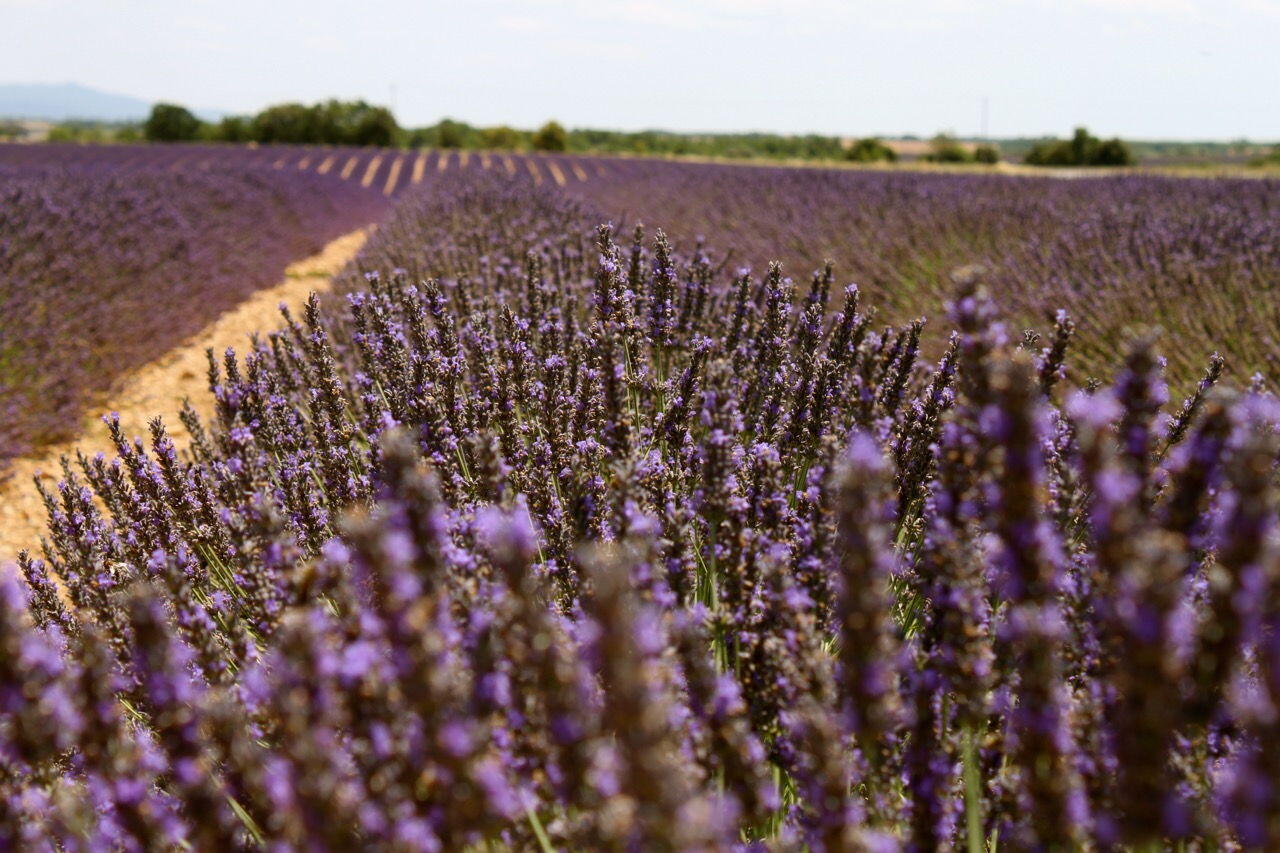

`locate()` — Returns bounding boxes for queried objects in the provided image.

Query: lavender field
[0,149,389,460]
[4,149,1280,850]
[569,159,1280,385]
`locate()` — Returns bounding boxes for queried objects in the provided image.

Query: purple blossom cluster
[0,156,387,460]
[5,171,1280,850]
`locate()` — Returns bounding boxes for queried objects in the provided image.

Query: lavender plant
[3,171,1280,851]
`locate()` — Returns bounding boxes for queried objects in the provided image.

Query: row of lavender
[0,159,387,460]
[571,159,1280,387]
[6,170,1279,849]
[0,144,417,186]
[0,142,608,198]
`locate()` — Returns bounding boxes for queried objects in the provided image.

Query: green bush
[480,125,525,150]
[214,116,252,143]
[1024,139,1073,166]
[845,137,898,163]
[143,103,201,142]
[924,134,972,163]
[531,121,568,152]
[973,144,1000,164]
[436,119,472,149]
[344,103,398,147]
[1091,137,1133,166]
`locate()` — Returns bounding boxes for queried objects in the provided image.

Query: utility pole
[981,96,989,139]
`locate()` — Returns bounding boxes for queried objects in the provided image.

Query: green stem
[525,803,556,853]
[964,724,985,853]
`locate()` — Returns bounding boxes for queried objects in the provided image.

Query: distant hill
[0,82,223,123]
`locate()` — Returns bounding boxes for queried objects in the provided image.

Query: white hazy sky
[3,0,1278,139]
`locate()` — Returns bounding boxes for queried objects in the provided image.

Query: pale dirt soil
[0,227,371,562]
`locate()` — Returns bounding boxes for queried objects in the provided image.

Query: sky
[2,0,1278,140]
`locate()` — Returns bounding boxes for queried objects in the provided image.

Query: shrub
[924,133,972,163]
[435,118,472,149]
[480,124,525,150]
[845,137,898,163]
[532,120,568,152]
[344,103,398,147]
[1091,137,1134,166]
[214,115,252,143]
[973,143,1000,164]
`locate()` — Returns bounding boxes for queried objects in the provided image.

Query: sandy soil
[0,227,371,562]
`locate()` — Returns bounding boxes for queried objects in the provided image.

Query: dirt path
[0,227,371,562]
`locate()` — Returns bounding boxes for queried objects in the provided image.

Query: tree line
[139,101,1136,168]
[144,100,400,147]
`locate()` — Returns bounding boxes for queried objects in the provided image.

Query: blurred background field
[4,141,1278,466]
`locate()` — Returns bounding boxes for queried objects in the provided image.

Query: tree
[307,99,400,146]
[531,121,568,152]
[143,103,202,142]
[343,103,398,146]
[251,103,317,144]
[1069,126,1092,165]
[1024,127,1133,167]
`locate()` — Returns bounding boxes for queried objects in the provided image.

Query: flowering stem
[524,803,556,853]
[964,724,985,853]
[227,795,265,846]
